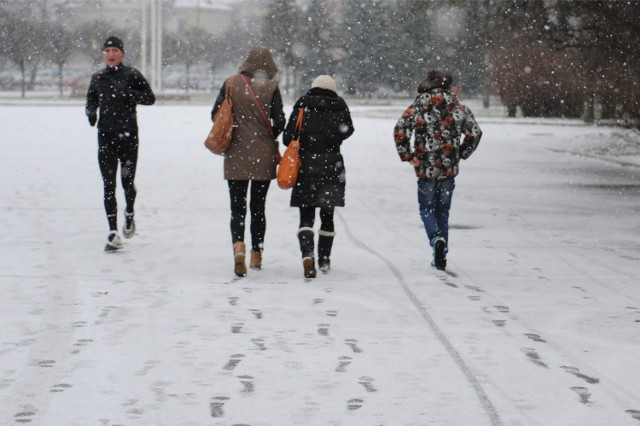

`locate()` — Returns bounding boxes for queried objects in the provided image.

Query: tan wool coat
[223,75,279,180]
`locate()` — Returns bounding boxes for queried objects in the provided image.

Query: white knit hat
[311,75,337,92]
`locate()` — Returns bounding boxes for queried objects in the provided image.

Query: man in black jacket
[86,36,155,251]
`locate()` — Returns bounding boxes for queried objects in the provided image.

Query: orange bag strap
[293,107,304,141]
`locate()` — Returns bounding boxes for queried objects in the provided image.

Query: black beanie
[103,36,124,53]
[417,70,453,93]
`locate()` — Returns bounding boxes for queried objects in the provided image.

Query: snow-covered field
[1,100,639,426]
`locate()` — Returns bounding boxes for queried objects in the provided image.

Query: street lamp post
[147,0,162,93]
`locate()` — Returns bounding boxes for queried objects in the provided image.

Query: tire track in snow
[337,210,503,426]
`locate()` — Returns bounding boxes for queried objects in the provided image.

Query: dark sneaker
[433,237,446,270]
[105,231,123,251]
[123,214,136,238]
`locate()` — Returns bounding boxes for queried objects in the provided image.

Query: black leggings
[98,131,138,230]
[299,206,335,233]
[228,180,271,251]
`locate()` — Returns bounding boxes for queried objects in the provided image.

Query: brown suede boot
[303,257,316,279]
[233,242,246,277]
[250,249,262,270]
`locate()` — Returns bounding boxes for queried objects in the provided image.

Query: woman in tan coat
[211,46,286,277]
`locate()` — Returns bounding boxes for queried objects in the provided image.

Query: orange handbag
[277,108,304,189]
[205,76,234,155]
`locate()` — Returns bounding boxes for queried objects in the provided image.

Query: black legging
[98,131,138,231]
[228,180,271,252]
[299,206,335,233]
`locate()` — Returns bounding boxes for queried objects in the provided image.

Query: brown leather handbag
[277,108,304,189]
[205,76,235,155]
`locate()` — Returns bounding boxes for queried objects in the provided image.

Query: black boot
[298,227,316,278]
[318,230,335,273]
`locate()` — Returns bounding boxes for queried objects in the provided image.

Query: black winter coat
[283,88,354,208]
[86,64,155,132]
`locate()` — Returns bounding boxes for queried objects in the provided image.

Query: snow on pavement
[1,102,639,425]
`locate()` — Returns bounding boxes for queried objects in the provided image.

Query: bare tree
[166,27,212,94]
[46,22,75,96]
[0,12,41,97]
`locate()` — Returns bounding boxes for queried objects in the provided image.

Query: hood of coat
[239,46,278,79]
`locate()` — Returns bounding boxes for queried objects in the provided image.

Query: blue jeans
[417,178,455,249]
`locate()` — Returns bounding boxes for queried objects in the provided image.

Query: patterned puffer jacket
[394,88,482,180]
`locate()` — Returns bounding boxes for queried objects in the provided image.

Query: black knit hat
[418,69,453,93]
[103,36,124,53]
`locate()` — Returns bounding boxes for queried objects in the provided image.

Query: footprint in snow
[561,366,599,384]
[358,376,377,392]
[209,396,230,417]
[570,386,591,404]
[14,410,36,423]
[336,356,352,372]
[73,338,93,347]
[521,347,547,368]
[492,319,507,327]
[49,383,72,393]
[251,338,266,350]
[347,398,364,410]
[238,375,255,392]
[437,275,457,288]
[223,354,245,371]
[525,333,546,343]
[625,409,640,420]
[345,338,363,353]
[318,323,330,336]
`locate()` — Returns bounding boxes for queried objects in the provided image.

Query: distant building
[59,0,235,37]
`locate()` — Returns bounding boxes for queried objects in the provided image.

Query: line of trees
[1,0,639,126]
[261,0,639,125]
[0,1,242,96]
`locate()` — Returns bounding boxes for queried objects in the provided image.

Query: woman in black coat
[283,75,354,278]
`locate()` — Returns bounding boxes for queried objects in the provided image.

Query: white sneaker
[123,213,135,238]
[104,231,123,251]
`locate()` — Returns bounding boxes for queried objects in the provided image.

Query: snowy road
[1,103,639,425]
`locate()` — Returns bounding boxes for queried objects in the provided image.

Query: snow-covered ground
[1,100,639,426]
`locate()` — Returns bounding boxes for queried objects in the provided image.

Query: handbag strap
[225,76,234,98]
[292,107,304,141]
[240,74,275,140]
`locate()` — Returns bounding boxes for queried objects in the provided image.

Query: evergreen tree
[393,0,436,94]
[342,0,396,97]
[296,0,338,92]
[261,0,299,97]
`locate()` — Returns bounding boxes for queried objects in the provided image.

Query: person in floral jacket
[394,70,482,270]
